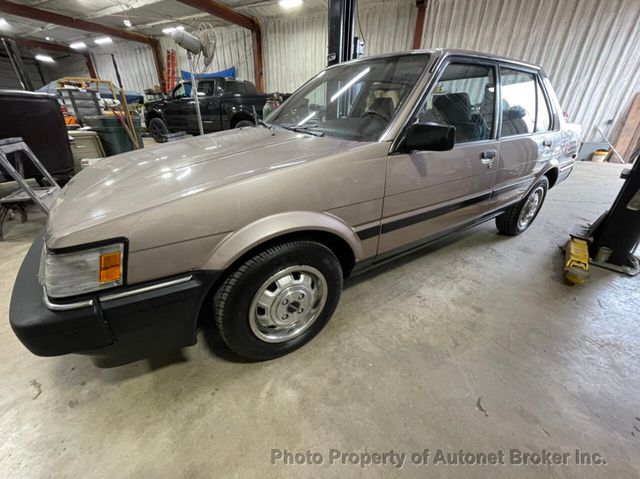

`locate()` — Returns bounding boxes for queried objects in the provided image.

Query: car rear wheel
[148,117,169,142]
[496,177,549,235]
[213,241,343,360]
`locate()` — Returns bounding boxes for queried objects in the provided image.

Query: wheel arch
[203,212,363,278]
[230,111,255,128]
[146,109,167,124]
[544,167,559,188]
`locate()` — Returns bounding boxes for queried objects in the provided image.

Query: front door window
[416,62,496,144]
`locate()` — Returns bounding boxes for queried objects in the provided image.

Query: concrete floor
[0,162,639,478]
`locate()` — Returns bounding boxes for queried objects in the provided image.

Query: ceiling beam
[175,0,264,92]
[0,0,155,45]
[3,35,74,55]
[176,0,258,31]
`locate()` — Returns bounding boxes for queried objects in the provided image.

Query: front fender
[145,106,168,124]
[202,211,364,271]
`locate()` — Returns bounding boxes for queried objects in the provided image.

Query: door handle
[481,150,496,167]
[543,139,553,147]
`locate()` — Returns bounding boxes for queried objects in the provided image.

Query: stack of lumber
[612,92,640,163]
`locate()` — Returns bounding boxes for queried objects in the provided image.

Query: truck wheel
[214,241,343,361]
[234,120,255,128]
[496,177,549,235]
[149,117,169,142]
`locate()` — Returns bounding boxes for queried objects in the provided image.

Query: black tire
[496,176,549,236]
[234,120,255,128]
[148,117,169,142]
[214,241,343,361]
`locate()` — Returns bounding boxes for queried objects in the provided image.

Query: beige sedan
[10,49,579,366]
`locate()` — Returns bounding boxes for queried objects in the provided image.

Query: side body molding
[202,211,364,271]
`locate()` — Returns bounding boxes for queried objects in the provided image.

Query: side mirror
[403,122,455,152]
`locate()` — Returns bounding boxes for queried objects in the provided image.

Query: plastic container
[83,115,143,156]
[591,149,609,162]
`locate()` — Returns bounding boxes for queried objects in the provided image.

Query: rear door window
[535,81,552,132]
[500,68,536,136]
[225,81,246,95]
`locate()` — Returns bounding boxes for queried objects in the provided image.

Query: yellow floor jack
[563,237,591,284]
[564,147,640,284]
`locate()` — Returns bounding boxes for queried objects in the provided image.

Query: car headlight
[41,242,125,298]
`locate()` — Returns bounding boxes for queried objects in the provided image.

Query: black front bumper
[10,236,219,367]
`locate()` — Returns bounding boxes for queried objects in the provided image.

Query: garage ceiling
[0,0,331,49]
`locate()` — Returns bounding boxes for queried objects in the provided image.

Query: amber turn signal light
[99,251,122,283]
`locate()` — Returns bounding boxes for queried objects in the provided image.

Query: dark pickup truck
[145,78,267,141]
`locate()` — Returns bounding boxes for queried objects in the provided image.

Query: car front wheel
[148,117,169,142]
[496,176,549,235]
[213,241,343,360]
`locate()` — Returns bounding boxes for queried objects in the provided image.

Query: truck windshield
[267,54,430,142]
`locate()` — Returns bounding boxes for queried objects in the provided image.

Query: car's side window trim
[390,55,500,153]
[536,74,560,132]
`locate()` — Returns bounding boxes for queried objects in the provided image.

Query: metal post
[327,0,357,66]
[412,0,428,49]
[188,53,204,136]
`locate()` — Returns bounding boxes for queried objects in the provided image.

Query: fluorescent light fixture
[162,25,185,35]
[330,67,370,102]
[0,17,9,28]
[123,19,132,27]
[35,54,55,63]
[69,41,87,50]
[94,36,113,45]
[279,0,303,8]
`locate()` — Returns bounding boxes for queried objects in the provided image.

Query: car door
[186,80,222,133]
[490,66,557,209]
[166,83,189,131]
[219,80,246,129]
[379,59,500,256]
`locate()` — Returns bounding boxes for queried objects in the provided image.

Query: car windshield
[267,54,430,142]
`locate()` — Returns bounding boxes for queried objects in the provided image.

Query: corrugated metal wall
[40,55,89,81]
[359,0,416,55]
[261,12,327,93]
[420,0,640,140]
[92,43,160,93]
[260,0,416,92]
[0,57,46,90]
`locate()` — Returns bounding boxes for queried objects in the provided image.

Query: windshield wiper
[278,124,325,137]
[257,119,273,129]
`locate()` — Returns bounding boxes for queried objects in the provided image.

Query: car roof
[336,48,542,71]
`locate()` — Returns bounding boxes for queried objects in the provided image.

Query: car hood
[47,127,361,246]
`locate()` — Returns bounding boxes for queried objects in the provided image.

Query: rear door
[490,66,558,208]
[219,79,246,128]
[379,58,500,256]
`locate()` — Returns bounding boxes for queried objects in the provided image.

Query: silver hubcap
[518,186,544,229]
[249,265,328,343]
